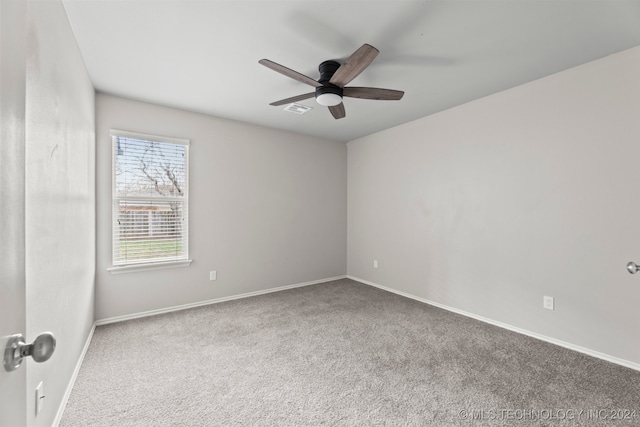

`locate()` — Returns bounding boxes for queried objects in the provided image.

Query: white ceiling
[62,0,640,142]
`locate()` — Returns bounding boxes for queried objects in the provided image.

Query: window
[109,130,190,272]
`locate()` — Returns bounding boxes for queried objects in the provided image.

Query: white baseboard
[96,275,348,326]
[348,275,640,373]
[53,322,96,427]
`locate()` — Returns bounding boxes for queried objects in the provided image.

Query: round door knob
[4,331,56,372]
[30,332,56,363]
[627,262,639,274]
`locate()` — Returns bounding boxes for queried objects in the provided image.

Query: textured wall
[24,1,96,425]
[348,46,640,366]
[95,94,347,320]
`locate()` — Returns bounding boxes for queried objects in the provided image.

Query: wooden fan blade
[329,103,345,119]
[329,44,379,87]
[259,59,321,88]
[343,87,404,101]
[269,92,315,106]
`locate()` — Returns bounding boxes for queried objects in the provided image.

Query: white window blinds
[111,130,189,267]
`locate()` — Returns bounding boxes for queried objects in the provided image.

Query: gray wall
[24,1,96,426]
[348,46,640,366]
[95,94,347,320]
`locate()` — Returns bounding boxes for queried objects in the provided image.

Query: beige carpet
[60,279,640,426]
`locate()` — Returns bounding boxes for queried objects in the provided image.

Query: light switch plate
[35,381,44,416]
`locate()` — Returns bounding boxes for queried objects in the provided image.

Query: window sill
[107,259,192,274]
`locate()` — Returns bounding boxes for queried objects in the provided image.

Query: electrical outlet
[543,296,554,311]
[373,260,378,269]
[209,271,217,281]
[35,381,44,416]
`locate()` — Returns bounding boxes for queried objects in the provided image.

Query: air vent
[284,103,312,115]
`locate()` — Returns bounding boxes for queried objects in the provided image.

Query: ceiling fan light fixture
[315,84,343,107]
[316,93,342,106]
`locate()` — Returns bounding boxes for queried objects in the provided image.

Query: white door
[0,0,28,424]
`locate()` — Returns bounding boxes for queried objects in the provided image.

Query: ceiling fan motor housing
[316,60,343,105]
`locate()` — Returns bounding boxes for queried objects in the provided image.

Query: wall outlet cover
[543,296,554,310]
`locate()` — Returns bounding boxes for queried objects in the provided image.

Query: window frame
[107,129,192,274]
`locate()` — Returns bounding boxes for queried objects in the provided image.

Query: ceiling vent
[283,103,312,115]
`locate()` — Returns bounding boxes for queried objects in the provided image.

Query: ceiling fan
[259,44,404,119]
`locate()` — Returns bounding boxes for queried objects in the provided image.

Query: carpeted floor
[60,279,640,426]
